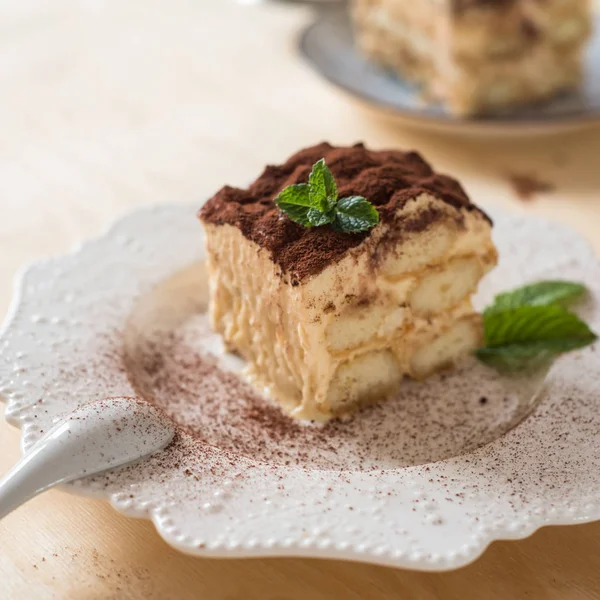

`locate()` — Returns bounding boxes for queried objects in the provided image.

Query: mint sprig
[485,280,586,314]
[477,280,596,372]
[274,159,379,233]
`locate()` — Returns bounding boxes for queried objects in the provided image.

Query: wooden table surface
[1,1,600,598]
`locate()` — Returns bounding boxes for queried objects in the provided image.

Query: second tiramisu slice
[352,0,592,115]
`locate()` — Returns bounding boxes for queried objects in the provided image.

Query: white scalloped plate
[1,204,599,571]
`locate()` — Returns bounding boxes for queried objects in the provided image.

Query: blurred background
[1,2,599,320]
[1,2,598,289]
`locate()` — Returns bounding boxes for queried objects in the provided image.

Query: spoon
[0,397,175,520]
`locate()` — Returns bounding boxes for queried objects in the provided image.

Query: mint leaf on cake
[272,183,313,226]
[308,158,338,213]
[332,196,379,233]
[275,159,379,234]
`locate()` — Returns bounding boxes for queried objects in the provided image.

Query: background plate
[299,10,600,136]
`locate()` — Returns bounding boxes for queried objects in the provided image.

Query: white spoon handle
[0,425,69,519]
[0,397,175,520]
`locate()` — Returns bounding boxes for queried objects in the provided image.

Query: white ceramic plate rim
[1,204,599,571]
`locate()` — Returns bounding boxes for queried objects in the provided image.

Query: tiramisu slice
[352,0,592,116]
[199,143,497,421]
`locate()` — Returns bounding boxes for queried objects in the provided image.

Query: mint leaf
[274,183,311,208]
[483,305,595,348]
[332,196,380,233]
[486,281,587,314]
[307,208,335,227]
[309,159,337,212]
[476,344,561,372]
[274,183,313,226]
[476,336,594,372]
[276,204,312,226]
[476,304,596,372]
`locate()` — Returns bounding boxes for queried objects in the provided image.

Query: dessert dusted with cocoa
[352,0,592,116]
[199,143,498,421]
[200,143,489,284]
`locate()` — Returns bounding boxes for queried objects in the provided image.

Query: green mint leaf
[476,304,596,371]
[483,304,596,348]
[486,280,587,314]
[274,183,311,208]
[273,160,379,233]
[309,159,338,212]
[274,183,313,226]
[276,204,312,227]
[332,196,380,233]
[307,208,335,227]
[476,344,561,372]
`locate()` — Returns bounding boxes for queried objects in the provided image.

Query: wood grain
[1,1,600,598]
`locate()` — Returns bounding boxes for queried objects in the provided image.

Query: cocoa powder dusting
[199,142,490,283]
[122,311,542,472]
[508,172,555,201]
